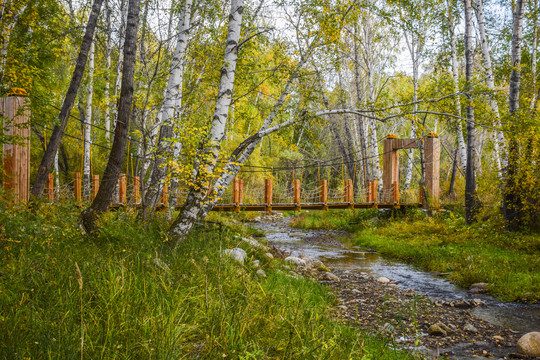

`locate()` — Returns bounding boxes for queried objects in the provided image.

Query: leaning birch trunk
[83,40,95,198]
[447,0,467,172]
[464,0,479,224]
[167,0,243,242]
[80,0,141,232]
[31,0,104,198]
[112,0,128,131]
[142,0,192,220]
[503,0,526,229]
[475,0,505,175]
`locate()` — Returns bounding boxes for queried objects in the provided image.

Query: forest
[1,0,539,358]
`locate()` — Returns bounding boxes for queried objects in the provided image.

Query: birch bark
[168,0,244,241]
[142,0,192,219]
[83,40,95,197]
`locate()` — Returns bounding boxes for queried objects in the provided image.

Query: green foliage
[0,202,415,359]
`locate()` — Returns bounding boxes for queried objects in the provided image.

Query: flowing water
[253,219,540,334]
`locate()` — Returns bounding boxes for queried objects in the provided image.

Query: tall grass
[291,209,540,303]
[0,202,415,359]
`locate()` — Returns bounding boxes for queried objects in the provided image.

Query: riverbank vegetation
[290,209,540,303]
[0,201,416,359]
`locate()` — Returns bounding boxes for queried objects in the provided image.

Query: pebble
[517,332,540,357]
[284,256,306,267]
[464,323,478,333]
[321,271,340,282]
[256,269,267,278]
[469,282,489,294]
[264,252,274,260]
[222,248,247,264]
[252,260,260,268]
[377,276,390,284]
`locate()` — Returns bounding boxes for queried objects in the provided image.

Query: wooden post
[239,179,244,204]
[371,180,378,205]
[393,182,399,204]
[419,182,424,205]
[348,179,354,205]
[133,176,140,204]
[424,134,440,208]
[233,178,240,212]
[344,180,350,202]
[74,172,82,204]
[294,179,301,208]
[319,179,328,205]
[366,181,372,202]
[382,136,399,203]
[119,174,127,205]
[2,95,30,203]
[47,174,54,200]
[92,175,99,200]
[265,179,272,211]
[160,183,168,207]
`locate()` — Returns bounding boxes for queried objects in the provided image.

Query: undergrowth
[0,201,415,359]
[291,209,540,303]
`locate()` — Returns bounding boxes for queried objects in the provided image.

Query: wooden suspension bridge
[1,95,441,211]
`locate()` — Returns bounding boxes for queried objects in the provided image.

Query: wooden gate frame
[382,133,440,207]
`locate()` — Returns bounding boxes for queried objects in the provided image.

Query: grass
[0,200,416,359]
[290,208,540,303]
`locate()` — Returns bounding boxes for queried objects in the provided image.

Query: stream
[253,218,540,334]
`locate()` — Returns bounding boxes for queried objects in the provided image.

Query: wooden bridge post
[294,179,301,209]
[319,180,328,209]
[371,180,378,207]
[2,95,30,203]
[393,182,399,204]
[265,179,272,211]
[92,175,99,200]
[233,178,240,212]
[344,180,350,203]
[133,176,140,204]
[160,183,168,207]
[74,172,82,204]
[239,179,244,205]
[424,133,440,208]
[119,174,127,205]
[347,179,354,207]
[383,135,400,203]
[47,174,54,200]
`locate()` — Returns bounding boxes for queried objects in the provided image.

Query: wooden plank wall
[2,96,30,203]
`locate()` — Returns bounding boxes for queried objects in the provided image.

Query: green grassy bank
[290,209,540,303]
[0,201,415,359]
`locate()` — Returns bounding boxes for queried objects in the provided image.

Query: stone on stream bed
[377,276,390,284]
[517,332,540,357]
[222,248,247,264]
[284,256,306,267]
[428,322,453,336]
[321,271,340,282]
[469,282,489,294]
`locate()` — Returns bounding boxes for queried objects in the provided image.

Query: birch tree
[503,0,527,229]
[142,0,193,219]
[83,40,95,197]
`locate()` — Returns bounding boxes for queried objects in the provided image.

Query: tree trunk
[142,0,193,220]
[464,0,480,223]
[80,0,141,232]
[83,40,95,198]
[31,0,104,198]
[403,31,419,190]
[104,0,112,142]
[503,0,526,230]
[474,0,506,175]
[447,0,467,172]
[530,0,538,109]
[167,0,244,242]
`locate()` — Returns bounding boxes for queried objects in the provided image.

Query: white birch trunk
[113,0,128,131]
[143,0,192,215]
[104,0,112,142]
[83,41,95,197]
[168,0,244,241]
[475,0,506,174]
[448,0,468,172]
[530,0,538,109]
[403,31,418,189]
